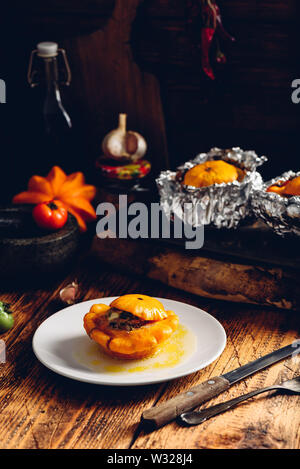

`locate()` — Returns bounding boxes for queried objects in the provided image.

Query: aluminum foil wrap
[251,170,300,237]
[156,147,267,229]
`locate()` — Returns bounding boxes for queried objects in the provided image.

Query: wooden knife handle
[142,376,230,429]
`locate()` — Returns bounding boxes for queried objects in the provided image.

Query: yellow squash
[83,295,179,360]
[183,160,240,188]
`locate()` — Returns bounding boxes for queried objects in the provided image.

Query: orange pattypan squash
[267,176,300,197]
[83,295,179,360]
[12,166,97,231]
[266,183,287,195]
[282,176,300,196]
[183,160,240,188]
[110,294,169,321]
[47,166,67,194]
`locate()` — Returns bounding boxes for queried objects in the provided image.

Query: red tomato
[32,200,68,231]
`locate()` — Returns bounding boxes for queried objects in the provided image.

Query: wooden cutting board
[91,234,300,311]
[163,218,300,271]
[92,188,300,311]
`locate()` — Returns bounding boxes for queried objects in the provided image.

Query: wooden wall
[0,0,299,203]
[132,0,300,179]
[0,0,168,201]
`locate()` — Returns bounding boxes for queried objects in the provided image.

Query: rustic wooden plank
[4,0,116,36]
[144,0,297,22]
[91,238,300,311]
[221,0,297,22]
[1,255,299,448]
[135,21,296,67]
[0,259,168,449]
[132,301,300,449]
[163,90,298,133]
[130,0,299,185]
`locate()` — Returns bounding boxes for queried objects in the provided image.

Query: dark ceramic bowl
[0,205,80,278]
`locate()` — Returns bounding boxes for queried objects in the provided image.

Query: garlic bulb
[102,113,147,162]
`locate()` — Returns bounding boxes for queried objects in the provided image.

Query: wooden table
[0,253,299,449]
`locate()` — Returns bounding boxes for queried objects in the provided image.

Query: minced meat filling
[107,308,148,331]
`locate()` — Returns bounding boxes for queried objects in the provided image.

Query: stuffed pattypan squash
[183,160,242,188]
[83,294,179,359]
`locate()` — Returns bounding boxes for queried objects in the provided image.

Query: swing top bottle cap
[37,42,58,58]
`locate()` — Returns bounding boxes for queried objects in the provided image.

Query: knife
[141,342,300,429]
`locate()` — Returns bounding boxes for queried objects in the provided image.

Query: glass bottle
[27,41,76,174]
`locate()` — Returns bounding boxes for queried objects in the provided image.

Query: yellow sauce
[74,324,196,375]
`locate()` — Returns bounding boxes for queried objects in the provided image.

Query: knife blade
[222,342,300,384]
[142,341,300,429]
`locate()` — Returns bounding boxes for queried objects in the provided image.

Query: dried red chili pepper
[201,0,217,80]
[186,0,235,80]
[214,3,235,43]
[215,38,227,64]
[201,27,216,80]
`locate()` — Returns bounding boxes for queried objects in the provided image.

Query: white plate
[32,297,226,386]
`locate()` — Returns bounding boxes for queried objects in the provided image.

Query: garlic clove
[126,132,138,155]
[59,281,79,305]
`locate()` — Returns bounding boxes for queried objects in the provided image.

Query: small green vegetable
[0,301,14,333]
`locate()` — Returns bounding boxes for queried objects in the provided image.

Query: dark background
[0,0,299,202]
